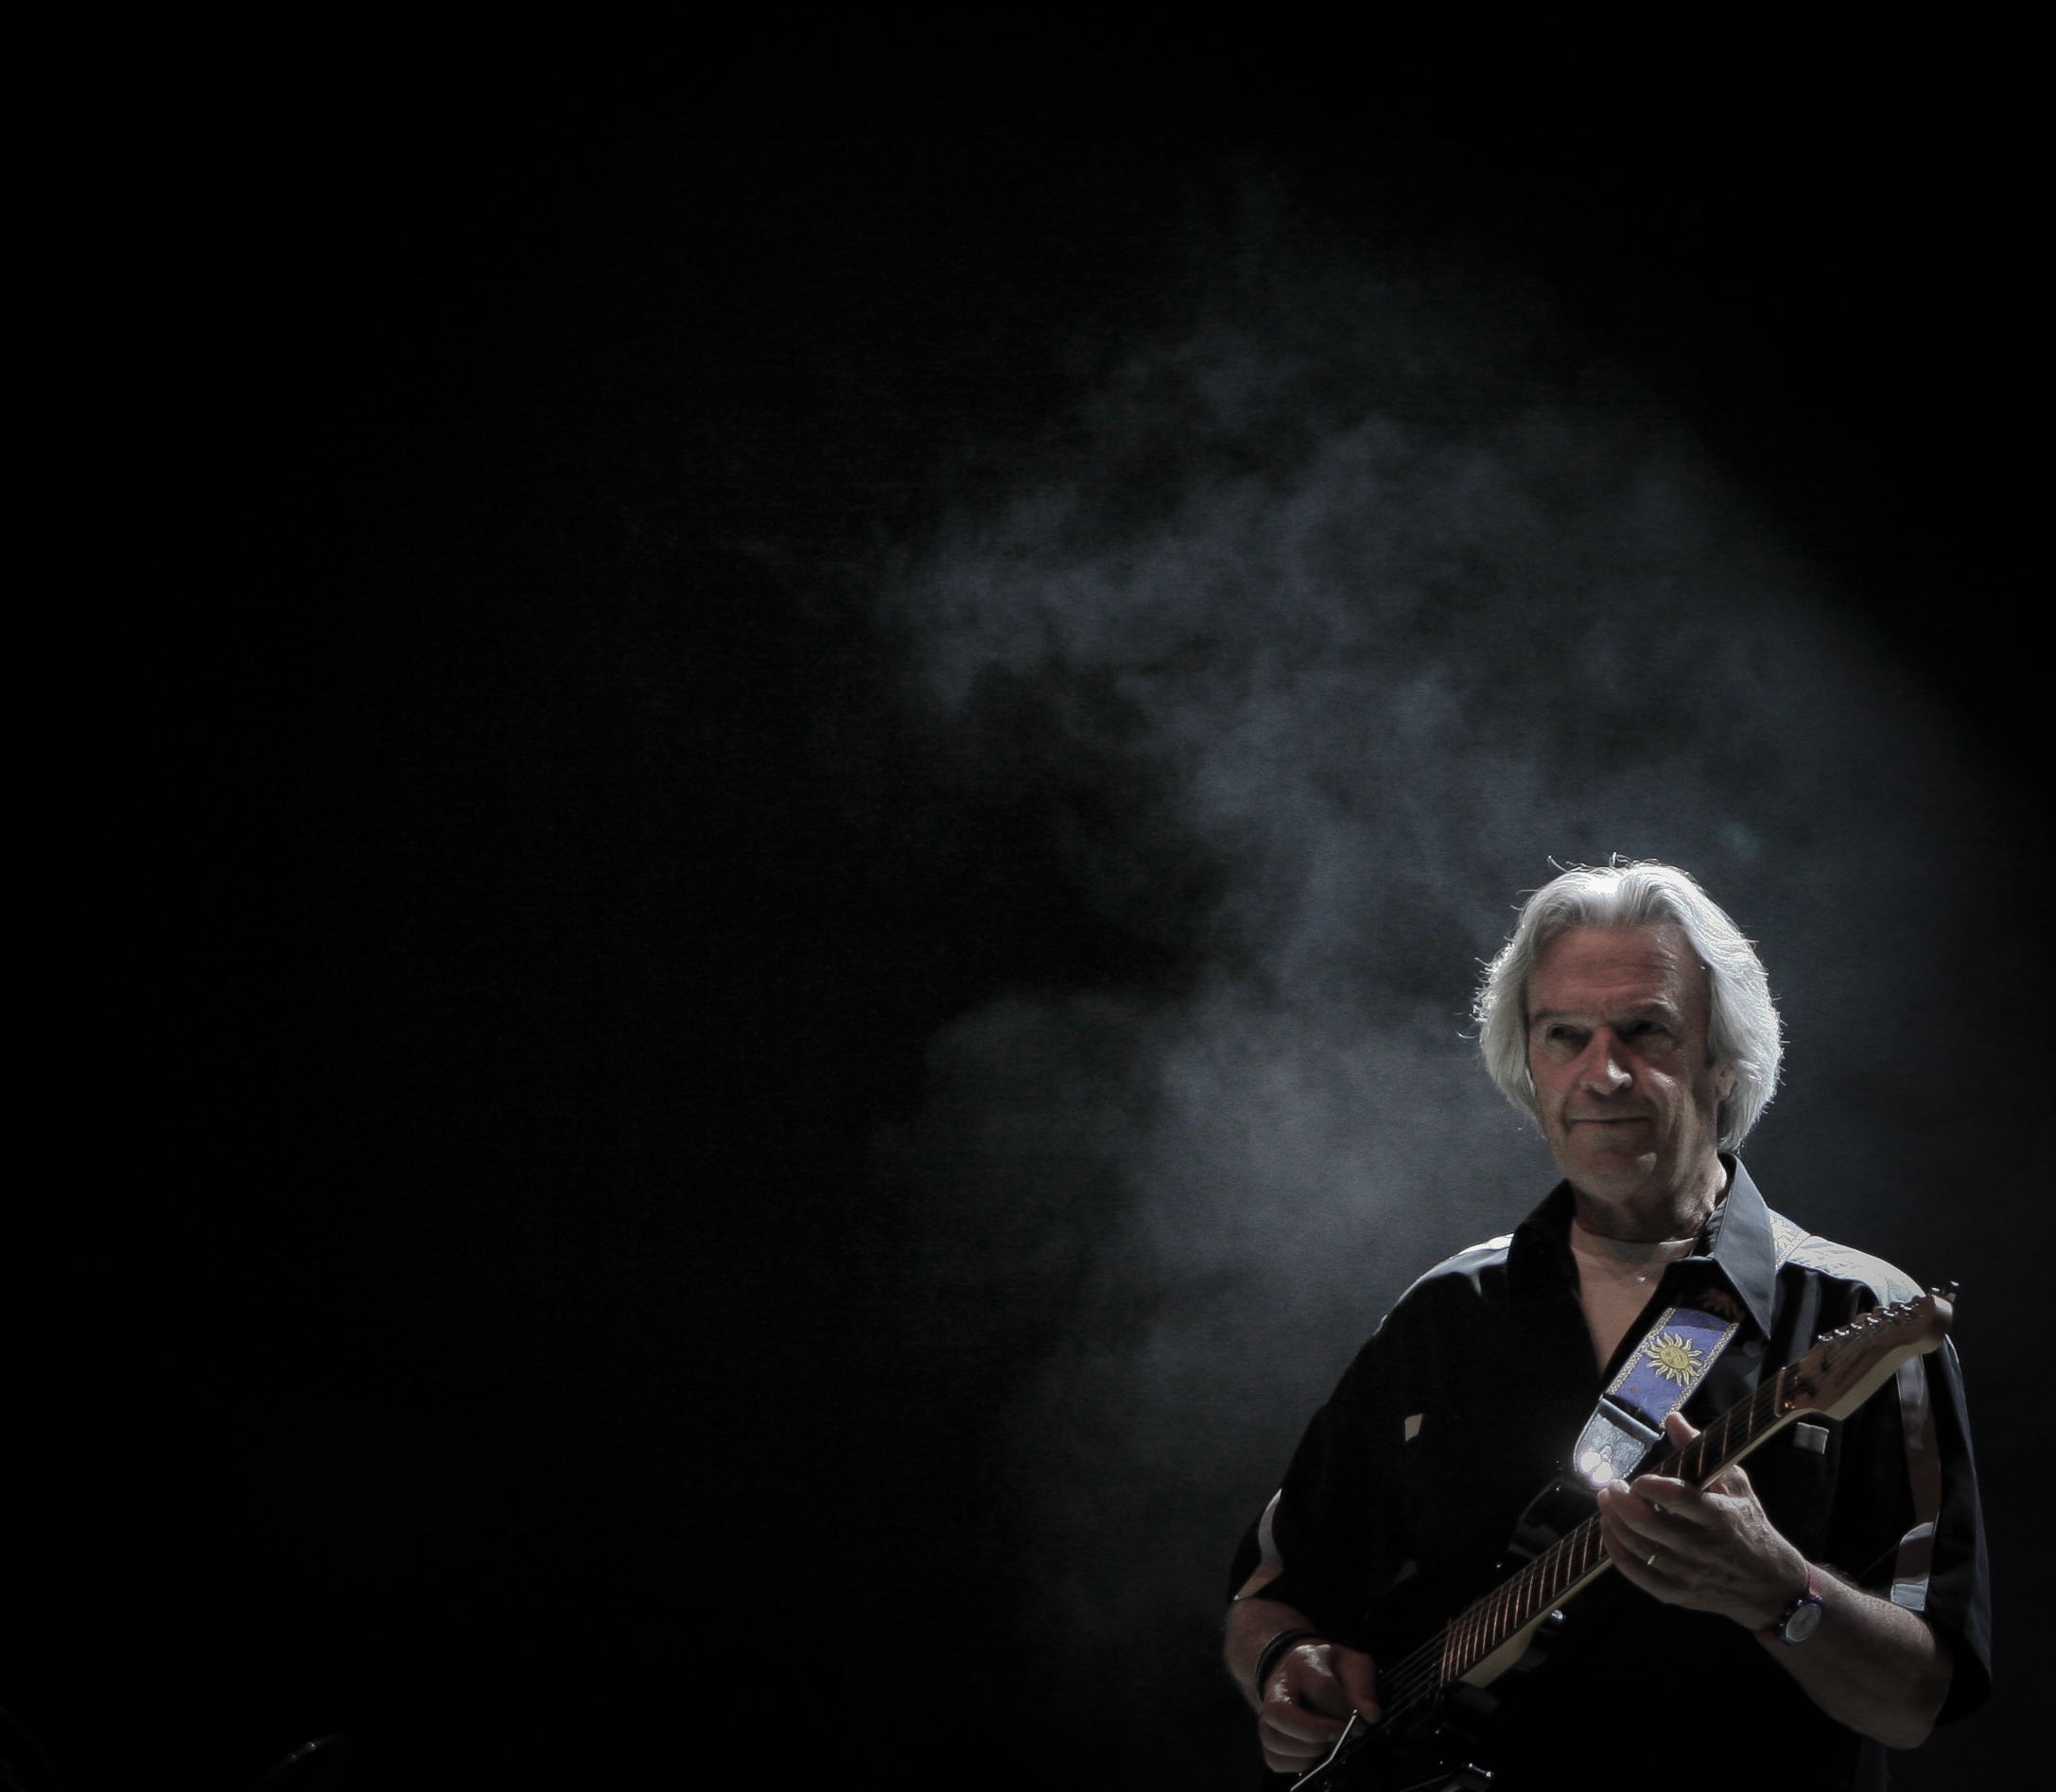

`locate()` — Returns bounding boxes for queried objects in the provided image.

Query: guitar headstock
[1778,1283,1956,1421]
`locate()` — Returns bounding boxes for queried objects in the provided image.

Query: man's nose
[1576,1030,1632,1093]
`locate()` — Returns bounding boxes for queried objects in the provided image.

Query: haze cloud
[876,213,2030,1782]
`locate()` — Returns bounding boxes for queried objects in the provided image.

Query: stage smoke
[877,202,2034,1783]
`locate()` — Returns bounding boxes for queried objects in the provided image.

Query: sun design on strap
[1646,1331,1705,1384]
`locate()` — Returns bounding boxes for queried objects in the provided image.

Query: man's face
[1525,923,1734,1210]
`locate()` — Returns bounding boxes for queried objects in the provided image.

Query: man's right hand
[1257,1639,1381,1776]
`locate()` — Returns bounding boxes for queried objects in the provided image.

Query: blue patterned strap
[1570,1303,1740,1488]
[1565,1208,1811,1490]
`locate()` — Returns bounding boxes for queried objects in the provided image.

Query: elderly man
[1225,861,1988,1790]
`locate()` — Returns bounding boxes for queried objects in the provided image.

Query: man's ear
[1713,1061,1737,1104]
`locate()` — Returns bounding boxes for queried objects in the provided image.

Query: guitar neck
[1387,1366,1803,1720]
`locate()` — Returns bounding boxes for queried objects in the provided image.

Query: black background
[13,38,2042,1789]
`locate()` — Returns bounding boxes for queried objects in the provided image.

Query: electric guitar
[1288,1285,1956,1792]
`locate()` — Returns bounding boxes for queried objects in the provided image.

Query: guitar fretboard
[1378,1357,1817,1723]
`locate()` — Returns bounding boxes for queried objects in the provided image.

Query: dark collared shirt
[1229,1162,1991,1791]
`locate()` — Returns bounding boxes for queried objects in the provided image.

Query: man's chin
[1556,1144,1663,1190]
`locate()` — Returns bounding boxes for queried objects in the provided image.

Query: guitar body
[1265,1723,1490,1792]
[1275,1550,1562,1792]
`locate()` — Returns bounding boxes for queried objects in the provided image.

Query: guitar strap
[1565,1215,1817,1493]
[1503,1296,1744,1564]
[1565,1299,1743,1491]
[1504,1225,1804,1563]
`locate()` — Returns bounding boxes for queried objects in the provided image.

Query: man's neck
[1568,1156,1728,1244]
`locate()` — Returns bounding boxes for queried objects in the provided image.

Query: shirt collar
[1516,1155,1782,1339]
[1697,1157,1781,1338]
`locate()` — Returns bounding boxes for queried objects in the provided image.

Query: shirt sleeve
[1919,1339,1993,1724]
[1228,1319,1415,1639]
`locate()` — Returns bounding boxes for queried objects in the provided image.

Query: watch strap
[1756,1565,1824,1644]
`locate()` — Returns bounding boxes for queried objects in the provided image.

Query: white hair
[1472,861,1783,1151]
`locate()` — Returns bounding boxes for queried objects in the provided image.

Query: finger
[1599,1501,1661,1576]
[1261,1701,1347,1757]
[1262,1730,1333,1772]
[1603,1502,1701,1570]
[1705,1460,1756,1501]
[1283,1649,1357,1723]
[1663,1411,1701,1446]
[1620,1479,1718,1528]
[1602,1529,1695,1599]
[1264,1665,1349,1731]
[1332,1645,1384,1722]
[1633,1466,1751,1520]
[1263,1715,1344,1757]
[1596,1483,1656,1545]
[1598,1496,1699,1589]
[1263,1734,1334,1773]
[1603,1479,1699,1540]
[1662,1410,1761,1502]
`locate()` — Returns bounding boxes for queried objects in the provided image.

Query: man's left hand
[1597,1411,1806,1631]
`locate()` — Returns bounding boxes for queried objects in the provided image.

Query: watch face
[1782,1597,1824,1644]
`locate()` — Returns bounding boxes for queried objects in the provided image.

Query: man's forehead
[1525,923,1706,1016]
[1526,989,1685,1025]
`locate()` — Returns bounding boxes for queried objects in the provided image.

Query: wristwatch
[1760,1566,1825,1645]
